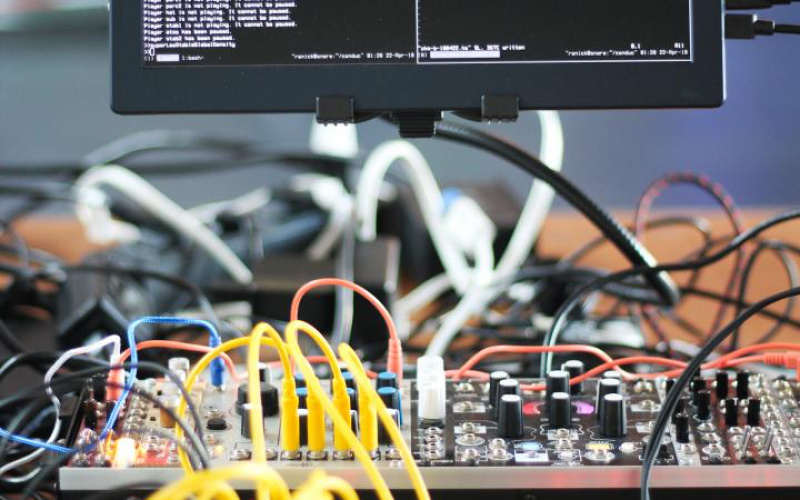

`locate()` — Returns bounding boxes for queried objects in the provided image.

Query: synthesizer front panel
[59,366,800,499]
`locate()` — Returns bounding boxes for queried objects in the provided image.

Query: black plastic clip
[481,94,520,123]
[389,111,443,138]
[315,96,355,125]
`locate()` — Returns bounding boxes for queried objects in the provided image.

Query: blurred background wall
[1,2,799,210]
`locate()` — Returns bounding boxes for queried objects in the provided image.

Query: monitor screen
[142,0,693,67]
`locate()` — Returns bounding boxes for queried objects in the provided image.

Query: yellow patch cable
[283,320,351,453]
[173,333,299,474]
[284,320,393,500]
[147,462,290,500]
[338,344,431,500]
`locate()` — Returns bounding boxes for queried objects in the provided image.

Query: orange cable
[291,278,403,383]
[118,340,240,382]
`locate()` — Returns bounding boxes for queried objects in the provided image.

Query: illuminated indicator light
[574,401,595,415]
[522,401,543,416]
[523,401,594,416]
[112,438,138,468]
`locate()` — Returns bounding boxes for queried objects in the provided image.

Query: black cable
[0,318,29,354]
[0,360,208,497]
[46,264,223,331]
[776,23,800,34]
[2,153,350,179]
[0,361,206,463]
[641,286,800,500]
[433,120,680,307]
[542,207,800,372]
[0,351,104,384]
[13,361,205,498]
[727,0,799,9]
[730,240,799,350]
[0,394,56,469]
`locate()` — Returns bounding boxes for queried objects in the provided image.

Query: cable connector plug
[726,14,800,38]
[726,13,777,38]
[763,353,800,381]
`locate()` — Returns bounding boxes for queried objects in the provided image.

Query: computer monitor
[112,0,725,118]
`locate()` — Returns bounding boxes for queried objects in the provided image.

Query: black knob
[342,371,356,391]
[674,413,690,443]
[207,416,227,431]
[83,400,98,430]
[674,396,691,423]
[258,364,271,383]
[747,399,761,427]
[549,392,572,429]
[237,382,280,416]
[493,379,520,419]
[561,360,585,395]
[664,378,676,396]
[298,409,308,446]
[596,378,622,420]
[716,371,729,399]
[725,398,738,427]
[347,387,358,412]
[92,373,107,402]
[378,386,402,424]
[546,370,570,401]
[600,393,627,438]
[691,378,707,394]
[498,394,524,439]
[489,371,510,408]
[296,387,308,409]
[379,409,401,445]
[261,384,279,417]
[695,390,711,421]
[737,371,750,400]
[378,386,399,408]
[377,372,398,389]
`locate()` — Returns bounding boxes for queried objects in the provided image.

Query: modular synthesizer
[59,357,800,499]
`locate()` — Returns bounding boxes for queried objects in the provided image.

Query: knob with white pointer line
[600,393,627,438]
[596,378,621,421]
[561,360,584,395]
[549,392,572,429]
[488,371,509,408]
[498,394,524,439]
[492,378,520,419]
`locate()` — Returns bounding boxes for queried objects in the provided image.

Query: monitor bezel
[111,0,725,115]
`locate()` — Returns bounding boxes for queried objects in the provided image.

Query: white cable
[0,336,121,479]
[424,234,495,358]
[189,187,272,224]
[355,141,473,293]
[291,174,355,261]
[74,165,253,284]
[393,273,451,340]
[423,112,565,358]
